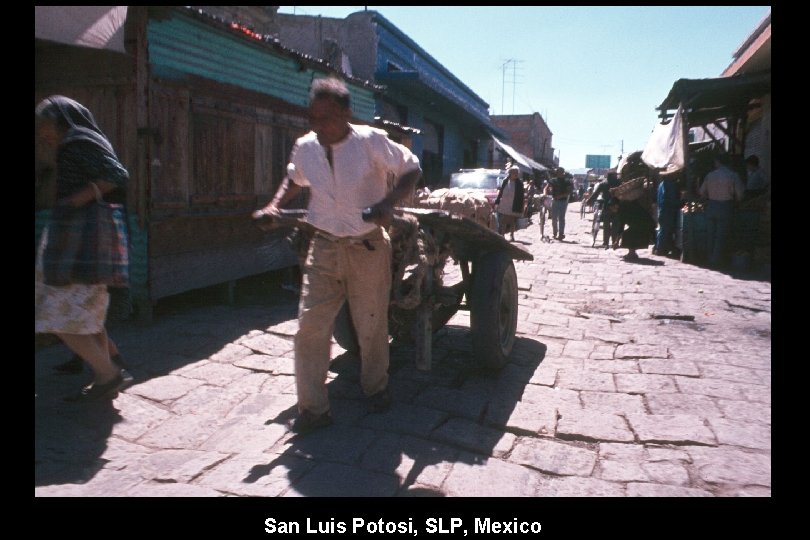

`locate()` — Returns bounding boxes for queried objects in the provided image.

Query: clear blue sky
[278,6,770,170]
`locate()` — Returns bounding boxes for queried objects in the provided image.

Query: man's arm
[367,168,422,227]
[252,176,303,225]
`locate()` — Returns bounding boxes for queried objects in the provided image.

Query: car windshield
[449,171,504,190]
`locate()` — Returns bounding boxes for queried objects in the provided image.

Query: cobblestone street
[35,202,771,498]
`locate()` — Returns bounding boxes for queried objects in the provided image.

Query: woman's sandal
[64,369,134,403]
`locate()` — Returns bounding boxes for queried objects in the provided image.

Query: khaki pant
[294,228,392,415]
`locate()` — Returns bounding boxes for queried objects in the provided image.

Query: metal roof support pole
[698,122,724,146]
[680,101,695,264]
[713,118,745,155]
[681,102,693,200]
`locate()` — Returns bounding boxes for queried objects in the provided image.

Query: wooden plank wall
[146,78,309,300]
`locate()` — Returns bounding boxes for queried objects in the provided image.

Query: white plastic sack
[641,104,685,173]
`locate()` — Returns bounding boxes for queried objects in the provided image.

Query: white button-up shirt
[288,124,420,237]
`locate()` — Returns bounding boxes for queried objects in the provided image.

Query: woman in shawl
[35,95,133,402]
[494,165,525,241]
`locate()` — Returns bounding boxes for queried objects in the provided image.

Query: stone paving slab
[287,463,402,497]
[360,432,458,490]
[645,393,723,416]
[706,417,771,450]
[431,418,516,458]
[509,437,598,476]
[195,453,315,497]
[556,408,634,443]
[626,483,713,497]
[626,414,717,446]
[687,446,771,487]
[441,454,543,497]
[484,398,558,436]
[534,475,626,497]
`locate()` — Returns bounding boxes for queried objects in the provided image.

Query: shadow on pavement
[256,332,547,497]
[622,257,665,266]
[35,396,122,486]
[35,270,300,488]
[36,270,550,496]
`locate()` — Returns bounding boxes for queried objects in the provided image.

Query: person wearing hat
[549,167,573,240]
[494,165,525,241]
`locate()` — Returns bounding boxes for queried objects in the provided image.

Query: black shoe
[53,354,84,374]
[291,410,333,434]
[111,353,129,370]
[559,234,565,241]
[64,369,133,403]
[368,388,391,413]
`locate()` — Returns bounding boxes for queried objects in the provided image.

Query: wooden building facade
[35,6,379,319]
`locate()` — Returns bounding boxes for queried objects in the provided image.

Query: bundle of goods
[618,151,650,181]
[609,177,648,201]
[413,188,497,230]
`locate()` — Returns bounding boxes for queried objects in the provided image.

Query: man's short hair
[310,77,351,110]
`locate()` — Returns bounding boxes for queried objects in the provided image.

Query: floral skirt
[35,228,109,335]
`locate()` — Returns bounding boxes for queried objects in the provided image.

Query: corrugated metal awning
[35,6,128,53]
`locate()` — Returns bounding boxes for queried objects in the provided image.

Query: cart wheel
[333,301,359,353]
[470,252,518,370]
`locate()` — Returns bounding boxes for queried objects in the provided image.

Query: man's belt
[313,227,382,250]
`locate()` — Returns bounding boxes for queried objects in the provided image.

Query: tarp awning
[492,137,548,173]
[656,71,770,115]
[35,6,129,53]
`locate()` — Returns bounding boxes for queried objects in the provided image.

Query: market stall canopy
[492,137,548,173]
[35,6,128,53]
[656,71,770,123]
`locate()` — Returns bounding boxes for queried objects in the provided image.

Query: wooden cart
[261,207,533,371]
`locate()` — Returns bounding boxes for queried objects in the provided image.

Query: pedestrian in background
[587,171,621,248]
[699,154,745,268]
[253,78,421,434]
[494,165,524,242]
[744,155,768,199]
[654,170,682,258]
[616,194,656,261]
[550,168,572,240]
[35,95,133,402]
